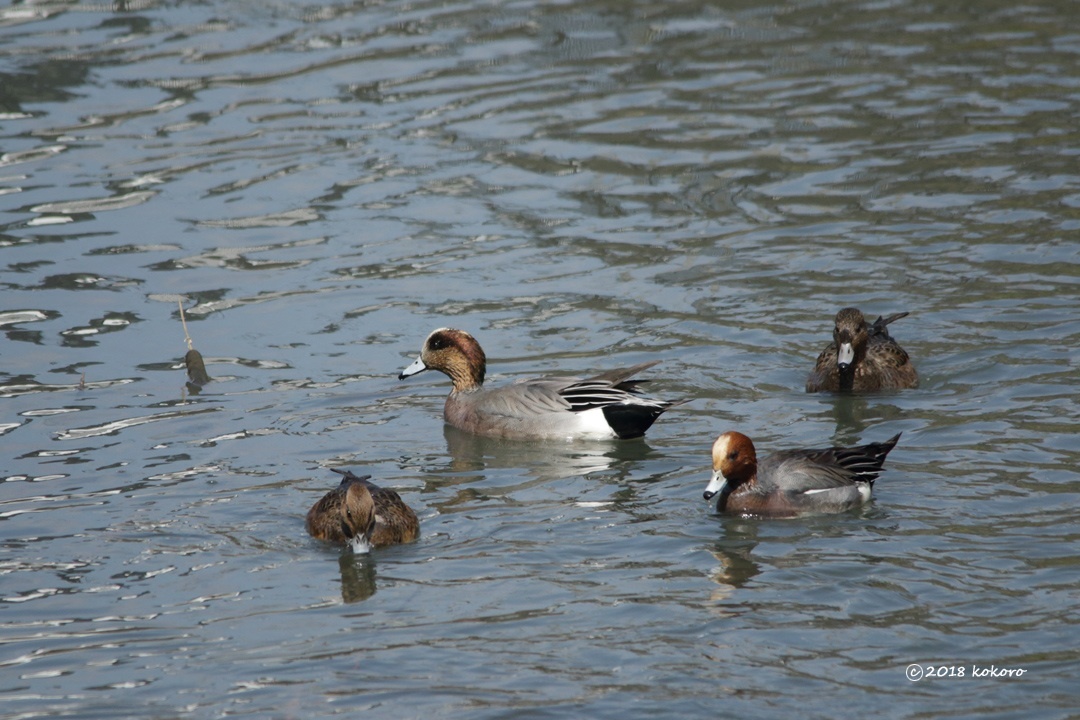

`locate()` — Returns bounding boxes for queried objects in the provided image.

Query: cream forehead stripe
[712,434,734,463]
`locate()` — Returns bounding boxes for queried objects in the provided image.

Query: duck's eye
[728,450,739,460]
[430,337,447,350]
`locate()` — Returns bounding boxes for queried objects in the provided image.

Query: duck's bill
[348,534,372,555]
[398,355,428,380]
[703,470,726,501]
[837,341,855,371]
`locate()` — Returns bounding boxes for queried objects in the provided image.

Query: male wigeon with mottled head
[399,328,683,441]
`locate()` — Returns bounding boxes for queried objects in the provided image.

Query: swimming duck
[806,308,918,392]
[703,431,901,517]
[306,469,419,553]
[399,328,682,440]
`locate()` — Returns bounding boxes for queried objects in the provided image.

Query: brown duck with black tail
[306,469,419,553]
[806,307,918,392]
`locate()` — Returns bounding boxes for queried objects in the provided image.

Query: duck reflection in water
[708,546,761,601]
[337,553,378,604]
[440,423,653,481]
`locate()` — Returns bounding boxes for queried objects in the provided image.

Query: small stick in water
[179,299,211,387]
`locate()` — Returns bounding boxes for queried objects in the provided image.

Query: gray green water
[2,1,1079,717]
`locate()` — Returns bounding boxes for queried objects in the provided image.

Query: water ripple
[54,407,221,441]
[1,1,1079,718]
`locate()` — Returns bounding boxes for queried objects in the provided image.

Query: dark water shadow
[819,393,908,445]
[706,516,763,594]
[704,502,886,601]
[337,551,378,604]
[418,424,667,514]
[440,423,660,482]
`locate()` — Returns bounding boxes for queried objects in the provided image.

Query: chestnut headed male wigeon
[704,431,901,517]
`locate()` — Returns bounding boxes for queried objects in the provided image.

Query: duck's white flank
[573,407,619,438]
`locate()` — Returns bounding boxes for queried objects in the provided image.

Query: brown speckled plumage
[306,470,419,550]
[806,308,918,392]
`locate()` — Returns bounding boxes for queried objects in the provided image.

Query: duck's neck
[443,358,484,393]
[448,371,483,393]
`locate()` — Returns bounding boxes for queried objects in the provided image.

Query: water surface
[2,1,1079,717]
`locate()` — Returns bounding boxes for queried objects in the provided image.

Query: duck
[703,431,901,517]
[398,327,682,440]
[806,307,918,392]
[306,469,419,553]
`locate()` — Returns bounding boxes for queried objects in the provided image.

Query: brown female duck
[306,469,419,553]
[806,308,918,392]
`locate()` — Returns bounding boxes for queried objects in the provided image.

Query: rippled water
[3,1,1079,717]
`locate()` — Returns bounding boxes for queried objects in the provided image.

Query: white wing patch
[801,483,873,502]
